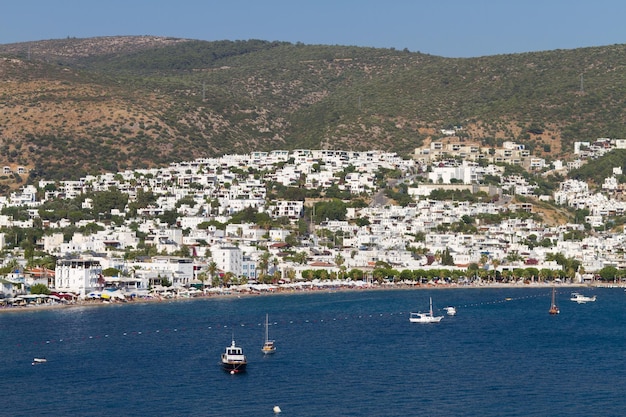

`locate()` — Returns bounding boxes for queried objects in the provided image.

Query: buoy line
[15,292,554,348]
[454,292,550,309]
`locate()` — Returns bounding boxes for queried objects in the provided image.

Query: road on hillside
[369,174,418,207]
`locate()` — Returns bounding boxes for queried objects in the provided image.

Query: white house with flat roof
[212,245,243,277]
[55,259,103,297]
[128,256,194,288]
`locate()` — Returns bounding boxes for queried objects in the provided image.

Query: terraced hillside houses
[0,143,625,298]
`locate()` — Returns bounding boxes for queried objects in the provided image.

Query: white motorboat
[570,292,597,303]
[443,306,457,316]
[221,338,247,374]
[409,297,444,323]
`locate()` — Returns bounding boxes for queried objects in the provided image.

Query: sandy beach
[0,280,604,314]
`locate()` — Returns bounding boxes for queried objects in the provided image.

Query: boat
[443,306,457,316]
[221,338,247,374]
[261,314,276,355]
[409,297,444,323]
[32,358,47,365]
[549,287,559,315]
[570,292,597,303]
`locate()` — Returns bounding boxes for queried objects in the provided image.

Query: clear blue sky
[2,0,625,58]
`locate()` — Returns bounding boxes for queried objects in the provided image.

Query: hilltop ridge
[1,36,626,188]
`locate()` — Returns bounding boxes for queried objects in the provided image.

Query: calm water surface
[1,287,624,417]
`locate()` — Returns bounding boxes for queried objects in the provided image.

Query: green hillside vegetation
[1,37,626,183]
[568,149,626,185]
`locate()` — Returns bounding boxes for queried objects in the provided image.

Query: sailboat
[409,297,444,323]
[549,286,560,315]
[261,313,276,354]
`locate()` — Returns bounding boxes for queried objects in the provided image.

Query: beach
[0,279,599,314]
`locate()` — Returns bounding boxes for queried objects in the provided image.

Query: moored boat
[221,338,247,374]
[549,287,559,315]
[570,292,597,303]
[261,313,276,355]
[443,306,457,316]
[409,297,444,323]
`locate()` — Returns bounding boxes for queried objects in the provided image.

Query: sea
[1,286,624,417]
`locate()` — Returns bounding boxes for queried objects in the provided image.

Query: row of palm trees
[192,254,593,291]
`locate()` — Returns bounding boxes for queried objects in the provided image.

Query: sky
[2,0,625,58]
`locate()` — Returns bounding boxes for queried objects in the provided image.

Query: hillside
[2,36,626,186]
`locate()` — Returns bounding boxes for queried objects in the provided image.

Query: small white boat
[261,313,276,355]
[570,292,597,303]
[443,306,457,316]
[32,358,47,365]
[409,297,443,323]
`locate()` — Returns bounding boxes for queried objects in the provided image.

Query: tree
[208,261,218,288]
[30,283,50,295]
[598,266,619,282]
[211,274,221,288]
[372,268,386,284]
[0,259,20,275]
[102,267,121,277]
[258,251,270,280]
[81,222,105,236]
[441,247,455,266]
[127,189,156,217]
[347,268,364,280]
[223,272,234,287]
[89,188,129,218]
[467,263,480,273]
[175,245,191,258]
[399,269,415,282]
[159,209,179,226]
[334,253,345,278]
[271,257,280,282]
[314,199,347,222]
[293,251,308,265]
[461,215,474,225]
[285,233,299,247]
[197,271,208,292]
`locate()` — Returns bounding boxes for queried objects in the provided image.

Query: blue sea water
[1,286,624,417]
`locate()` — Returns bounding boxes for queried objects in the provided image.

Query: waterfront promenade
[0,279,601,313]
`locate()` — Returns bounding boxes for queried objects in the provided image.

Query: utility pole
[580,73,584,93]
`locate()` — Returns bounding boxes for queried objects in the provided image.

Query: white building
[427,161,482,184]
[54,259,103,297]
[268,200,304,221]
[212,245,243,277]
[128,256,194,288]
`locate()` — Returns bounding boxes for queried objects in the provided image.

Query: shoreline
[0,281,609,314]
